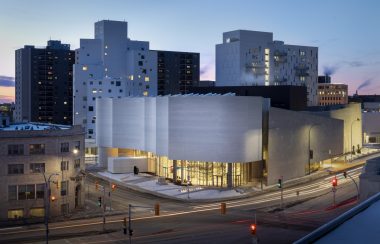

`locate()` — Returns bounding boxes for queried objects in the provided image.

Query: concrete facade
[216,30,318,106]
[359,157,380,200]
[267,108,344,185]
[310,103,362,154]
[363,111,380,144]
[0,124,85,221]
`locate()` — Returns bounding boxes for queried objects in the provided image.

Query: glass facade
[111,148,256,188]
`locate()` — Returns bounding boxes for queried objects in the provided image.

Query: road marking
[0,226,22,231]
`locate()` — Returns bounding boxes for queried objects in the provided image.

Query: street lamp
[350,118,361,161]
[39,170,59,244]
[308,124,320,175]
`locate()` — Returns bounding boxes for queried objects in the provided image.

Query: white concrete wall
[167,96,262,162]
[97,96,264,163]
[108,157,147,173]
[112,98,145,150]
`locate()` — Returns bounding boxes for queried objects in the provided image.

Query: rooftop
[0,122,71,131]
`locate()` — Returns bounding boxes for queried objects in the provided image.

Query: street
[0,154,375,243]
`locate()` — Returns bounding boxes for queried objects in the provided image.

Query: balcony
[294,65,310,76]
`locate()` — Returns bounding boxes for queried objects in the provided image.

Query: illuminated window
[300,51,305,56]
[105,45,108,49]
[104,52,107,56]
[145,77,150,82]
[129,75,134,81]
[82,66,88,71]
[265,48,270,55]
[143,91,148,96]
[8,209,23,219]
[105,68,108,72]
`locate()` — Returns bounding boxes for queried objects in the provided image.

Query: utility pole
[103,186,106,231]
[128,204,132,244]
[332,176,338,207]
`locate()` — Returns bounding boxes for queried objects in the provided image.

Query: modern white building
[95,95,358,187]
[216,30,318,106]
[73,20,156,151]
[73,20,199,154]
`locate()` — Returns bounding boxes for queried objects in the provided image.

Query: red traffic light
[332,177,338,187]
[250,224,257,235]
[111,183,117,191]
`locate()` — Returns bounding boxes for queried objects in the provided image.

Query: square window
[61,142,69,153]
[61,161,69,171]
[8,164,24,174]
[89,106,94,112]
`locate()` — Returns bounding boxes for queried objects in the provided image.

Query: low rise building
[0,123,85,222]
[96,95,356,187]
[318,83,348,106]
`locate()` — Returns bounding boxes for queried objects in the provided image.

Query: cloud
[0,76,15,87]
[200,63,212,76]
[0,95,14,103]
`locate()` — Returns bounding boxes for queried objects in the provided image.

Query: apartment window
[89,106,93,112]
[29,144,45,155]
[74,141,80,150]
[300,50,305,56]
[145,77,150,82]
[61,203,69,216]
[8,209,23,219]
[82,66,88,71]
[61,142,69,153]
[119,89,123,93]
[88,129,93,134]
[18,185,27,200]
[8,144,24,155]
[8,185,17,201]
[61,181,68,196]
[138,61,143,66]
[108,89,112,93]
[8,164,24,175]
[30,163,45,173]
[74,159,81,169]
[143,91,148,96]
[26,185,35,199]
[36,184,45,199]
[30,208,45,217]
[61,161,69,171]
[116,81,121,86]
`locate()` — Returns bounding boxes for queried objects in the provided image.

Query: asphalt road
[0,153,378,244]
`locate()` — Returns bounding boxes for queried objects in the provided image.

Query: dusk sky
[1,0,379,103]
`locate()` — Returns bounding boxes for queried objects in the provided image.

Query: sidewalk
[89,148,380,203]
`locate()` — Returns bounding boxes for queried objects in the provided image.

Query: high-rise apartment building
[73,20,200,149]
[15,41,75,125]
[156,51,199,95]
[216,30,318,106]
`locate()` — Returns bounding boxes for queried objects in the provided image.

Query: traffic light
[277,178,282,188]
[332,176,338,187]
[343,172,347,178]
[111,183,117,191]
[98,196,102,207]
[250,224,257,235]
[95,181,99,190]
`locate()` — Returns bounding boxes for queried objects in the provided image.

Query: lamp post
[40,171,59,244]
[350,118,360,161]
[308,124,319,175]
